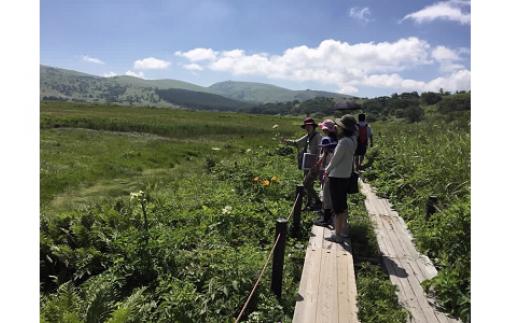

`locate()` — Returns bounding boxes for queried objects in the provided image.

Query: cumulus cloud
[401,0,470,25]
[133,57,170,70]
[432,46,459,61]
[125,70,145,78]
[431,46,467,72]
[175,48,217,61]
[183,63,204,71]
[103,71,117,77]
[361,69,470,92]
[82,55,104,64]
[349,7,372,23]
[175,37,470,94]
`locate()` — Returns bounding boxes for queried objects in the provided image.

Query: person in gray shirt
[284,117,322,210]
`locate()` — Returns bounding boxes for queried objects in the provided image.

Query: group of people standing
[284,113,372,242]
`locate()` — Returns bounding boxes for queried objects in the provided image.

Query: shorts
[329,177,349,214]
[355,143,367,156]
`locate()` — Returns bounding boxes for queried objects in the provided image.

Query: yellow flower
[271,176,279,182]
[253,176,260,182]
[261,179,270,187]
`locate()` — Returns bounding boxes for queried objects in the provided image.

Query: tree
[421,92,443,105]
[404,106,424,122]
[438,92,471,113]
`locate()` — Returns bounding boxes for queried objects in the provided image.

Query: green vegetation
[245,97,338,115]
[359,91,470,123]
[348,193,409,323]
[363,109,470,322]
[156,88,249,111]
[41,65,351,109]
[41,97,469,322]
[209,80,351,103]
[41,101,332,322]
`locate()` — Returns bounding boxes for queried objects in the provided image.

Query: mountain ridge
[40,65,354,109]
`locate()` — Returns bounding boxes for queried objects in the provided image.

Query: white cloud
[432,46,467,73]
[432,46,460,61]
[82,55,104,64]
[125,70,145,78]
[361,69,470,93]
[349,7,372,23]
[176,37,434,94]
[182,63,203,71]
[402,0,471,25]
[176,37,470,94]
[103,72,117,77]
[175,48,217,61]
[133,57,170,70]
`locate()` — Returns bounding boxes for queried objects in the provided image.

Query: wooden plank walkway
[360,180,460,323]
[293,225,359,323]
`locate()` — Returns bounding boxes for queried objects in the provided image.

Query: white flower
[272,124,279,129]
[130,190,145,200]
[222,205,233,215]
[211,147,221,151]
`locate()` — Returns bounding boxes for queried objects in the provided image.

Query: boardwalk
[293,225,359,323]
[360,180,460,323]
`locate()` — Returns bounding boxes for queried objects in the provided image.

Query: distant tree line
[242,90,470,123]
[156,88,251,111]
[360,90,470,122]
[242,96,337,115]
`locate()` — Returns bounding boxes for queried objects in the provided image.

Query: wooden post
[425,195,439,220]
[271,218,288,300]
[291,185,304,237]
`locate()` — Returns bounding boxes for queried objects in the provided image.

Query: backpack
[358,124,368,145]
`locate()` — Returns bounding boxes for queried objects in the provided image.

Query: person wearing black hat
[283,117,322,210]
[324,114,358,242]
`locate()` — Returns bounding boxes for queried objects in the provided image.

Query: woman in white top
[324,114,358,241]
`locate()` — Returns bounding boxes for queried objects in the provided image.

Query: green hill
[209,80,353,103]
[40,65,354,110]
[40,65,243,109]
[110,75,212,93]
[155,88,250,111]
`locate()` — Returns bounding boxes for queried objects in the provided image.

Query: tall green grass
[41,101,299,210]
[40,101,410,322]
[364,111,470,322]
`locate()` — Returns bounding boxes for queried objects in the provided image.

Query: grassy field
[40,101,297,210]
[40,101,409,322]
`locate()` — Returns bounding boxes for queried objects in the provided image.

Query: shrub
[438,92,470,113]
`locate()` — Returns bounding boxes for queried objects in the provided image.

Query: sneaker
[325,235,344,243]
[310,203,322,211]
[339,232,350,239]
[313,218,329,227]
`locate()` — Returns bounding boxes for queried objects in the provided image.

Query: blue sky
[41,0,471,97]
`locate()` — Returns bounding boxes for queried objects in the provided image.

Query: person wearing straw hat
[283,117,322,210]
[324,114,357,242]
